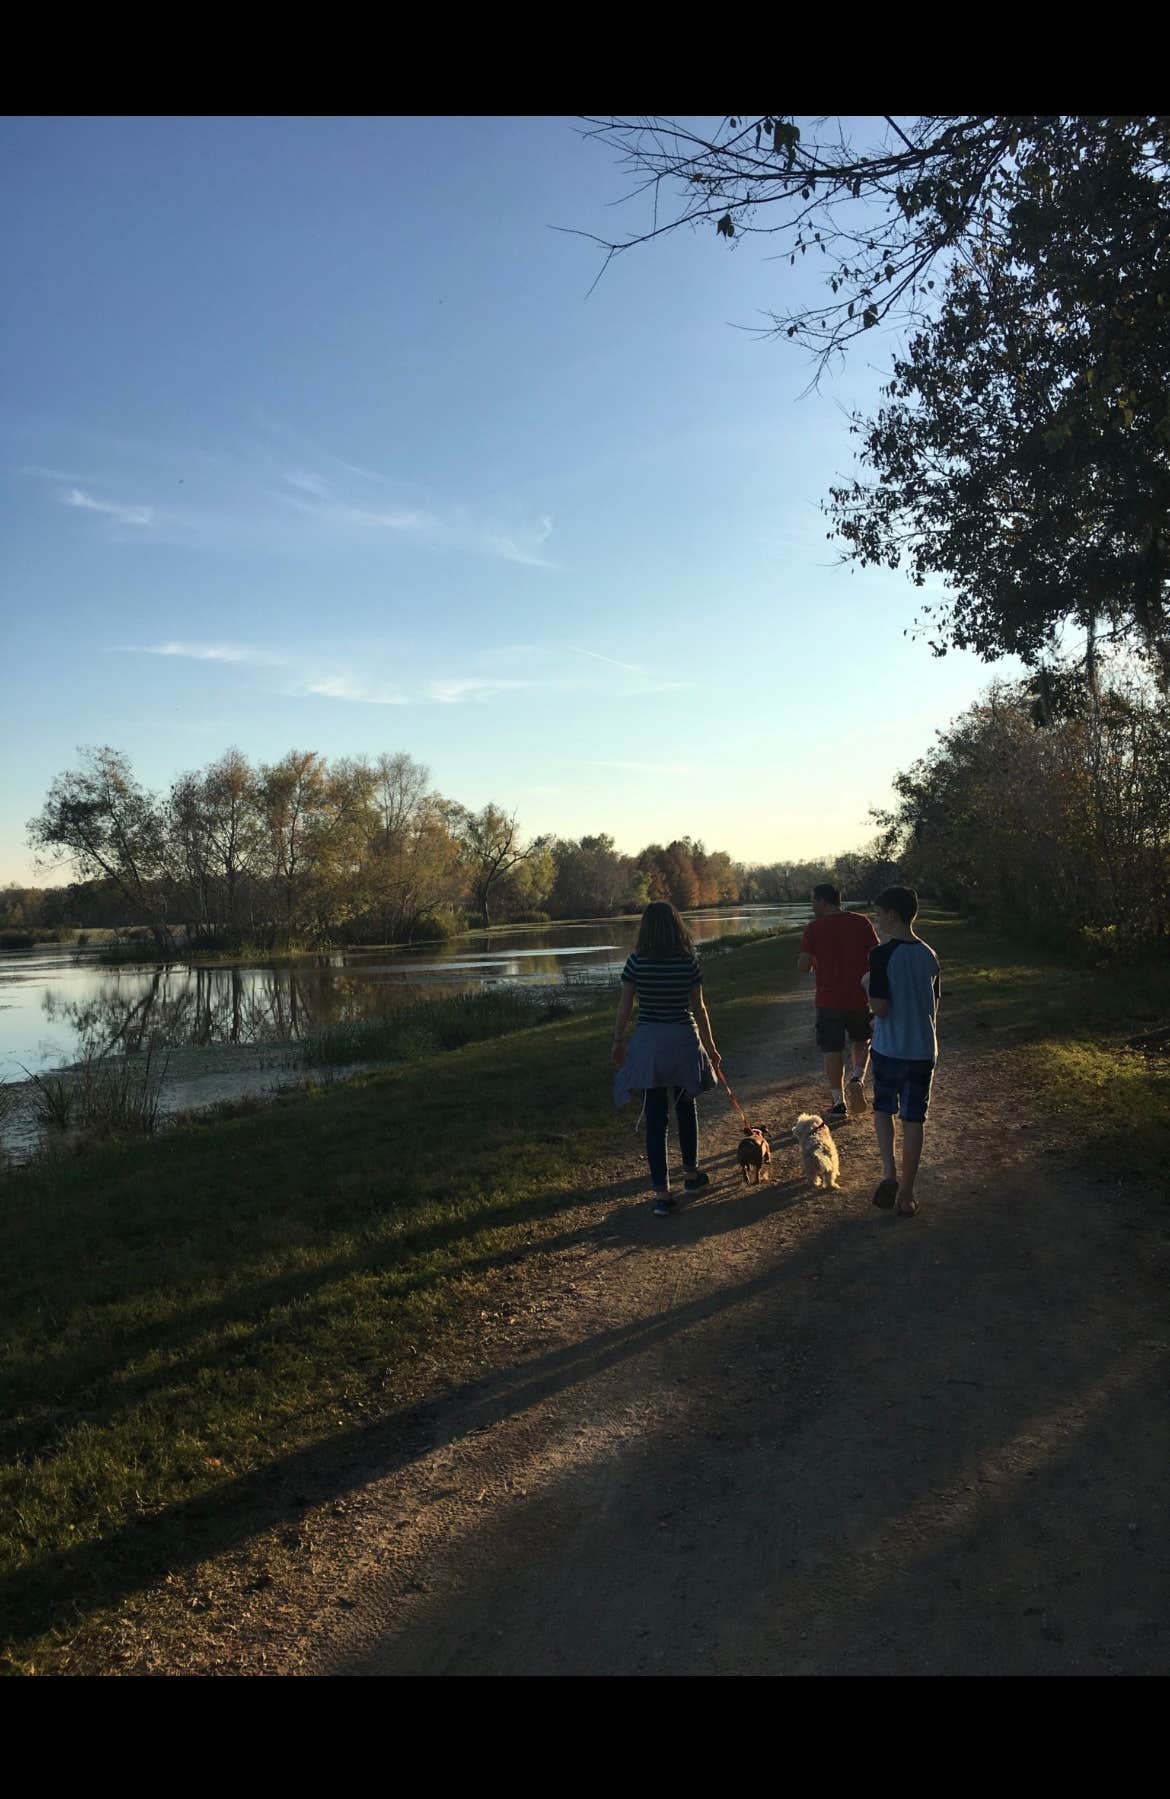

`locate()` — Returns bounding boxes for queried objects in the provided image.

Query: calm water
[0,906,811,1079]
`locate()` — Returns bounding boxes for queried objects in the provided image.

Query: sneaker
[826,1101,848,1123]
[653,1193,677,1217]
[683,1170,710,1193]
[872,1177,899,1210]
[844,1077,869,1118]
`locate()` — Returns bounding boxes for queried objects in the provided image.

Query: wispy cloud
[617,679,696,696]
[589,759,698,776]
[481,513,555,569]
[281,481,554,566]
[282,470,332,499]
[19,463,91,482]
[59,487,153,527]
[568,645,643,673]
[428,677,541,704]
[301,674,407,706]
[280,492,439,535]
[19,429,557,567]
[119,636,694,712]
[129,641,289,667]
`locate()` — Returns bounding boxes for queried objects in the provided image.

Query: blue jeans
[644,1086,698,1188]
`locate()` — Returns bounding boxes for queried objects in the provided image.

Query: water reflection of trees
[40,965,482,1053]
[32,906,801,1059]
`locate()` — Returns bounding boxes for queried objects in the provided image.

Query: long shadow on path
[322,1148,1170,1676]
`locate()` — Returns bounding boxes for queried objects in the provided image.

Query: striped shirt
[620,951,702,1024]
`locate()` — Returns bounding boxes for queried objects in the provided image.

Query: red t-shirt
[800,911,879,1010]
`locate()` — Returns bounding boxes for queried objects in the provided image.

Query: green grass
[2,928,114,950]
[4,912,1167,1674]
[922,913,1170,1179]
[300,987,575,1067]
[23,1070,77,1131]
[696,925,792,956]
[20,1046,170,1143]
[0,1081,18,1134]
[75,1044,169,1140]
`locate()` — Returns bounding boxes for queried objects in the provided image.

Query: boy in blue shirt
[863,885,940,1218]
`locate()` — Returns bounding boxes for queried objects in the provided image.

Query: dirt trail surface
[113,986,1170,1675]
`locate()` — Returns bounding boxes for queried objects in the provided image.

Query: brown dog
[736,1127,772,1185]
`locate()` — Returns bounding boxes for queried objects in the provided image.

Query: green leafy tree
[829,127,1170,683]
[582,116,1170,680]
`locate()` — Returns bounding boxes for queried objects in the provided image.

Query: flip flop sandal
[872,1178,899,1210]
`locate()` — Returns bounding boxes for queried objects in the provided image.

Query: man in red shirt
[797,882,880,1123]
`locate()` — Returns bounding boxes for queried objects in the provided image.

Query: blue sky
[1,116,1014,886]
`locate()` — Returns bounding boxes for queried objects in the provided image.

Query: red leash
[719,1067,755,1132]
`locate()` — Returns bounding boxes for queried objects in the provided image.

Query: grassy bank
[928,913,1170,1180]
[1,928,114,951]
[3,914,1168,1673]
[300,988,577,1067]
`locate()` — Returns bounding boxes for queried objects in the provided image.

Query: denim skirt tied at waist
[613,1017,719,1109]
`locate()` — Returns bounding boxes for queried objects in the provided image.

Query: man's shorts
[871,1051,935,1124]
[815,1007,873,1053]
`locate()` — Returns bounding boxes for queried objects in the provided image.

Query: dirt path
[112,985,1170,1675]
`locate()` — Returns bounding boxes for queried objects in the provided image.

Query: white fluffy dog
[792,1112,841,1190]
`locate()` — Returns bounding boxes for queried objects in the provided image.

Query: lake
[0,905,813,1082]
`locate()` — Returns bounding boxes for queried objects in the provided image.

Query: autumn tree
[28,746,176,954]
[457,804,538,928]
[201,749,265,937]
[365,755,461,941]
[659,841,700,911]
[547,833,639,918]
[258,750,329,940]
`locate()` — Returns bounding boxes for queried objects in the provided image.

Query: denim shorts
[871,1050,935,1124]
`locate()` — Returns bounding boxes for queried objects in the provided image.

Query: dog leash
[719,1067,788,1145]
[718,1067,754,1132]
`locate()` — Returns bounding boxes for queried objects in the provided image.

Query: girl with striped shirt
[612,901,722,1216]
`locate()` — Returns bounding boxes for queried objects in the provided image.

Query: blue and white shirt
[867,937,941,1063]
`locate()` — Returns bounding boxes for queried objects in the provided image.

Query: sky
[0,116,1017,887]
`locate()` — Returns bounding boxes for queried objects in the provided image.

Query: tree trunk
[150,919,177,958]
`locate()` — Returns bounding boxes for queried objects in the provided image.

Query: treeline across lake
[10,746,899,956]
[9,663,1167,964]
